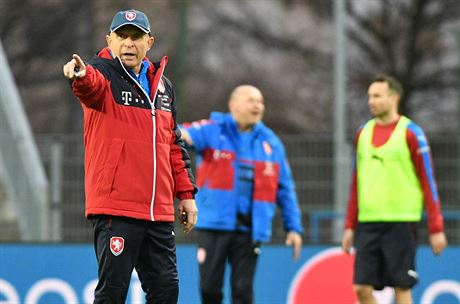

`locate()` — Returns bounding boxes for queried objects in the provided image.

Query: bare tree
[0,0,180,134]
[346,0,459,132]
[1,0,457,134]
[0,0,95,133]
[184,0,334,133]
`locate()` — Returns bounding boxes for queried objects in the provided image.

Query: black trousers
[197,230,259,304]
[91,215,178,304]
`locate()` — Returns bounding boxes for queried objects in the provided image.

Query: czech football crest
[125,11,136,21]
[262,141,272,155]
[110,237,125,256]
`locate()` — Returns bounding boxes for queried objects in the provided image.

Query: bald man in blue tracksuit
[180,85,303,304]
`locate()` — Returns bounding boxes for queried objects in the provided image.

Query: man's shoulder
[405,118,425,134]
[88,54,105,65]
[359,119,372,130]
[88,48,114,67]
[260,126,278,140]
[162,75,173,87]
[405,119,429,147]
[257,124,284,147]
[88,55,116,78]
[354,120,369,139]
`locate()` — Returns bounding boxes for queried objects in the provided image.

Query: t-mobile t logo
[121,91,132,105]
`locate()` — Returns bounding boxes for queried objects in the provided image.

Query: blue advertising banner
[0,245,459,303]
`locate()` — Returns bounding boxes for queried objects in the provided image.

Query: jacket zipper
[116,57,165,221]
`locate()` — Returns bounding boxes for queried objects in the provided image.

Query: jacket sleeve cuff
[285,224,304,235]
[177,191,194,200]
[344,218,357,230]
[428,223,444,234]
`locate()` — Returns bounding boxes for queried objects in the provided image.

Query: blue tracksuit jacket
[181,112,303,242]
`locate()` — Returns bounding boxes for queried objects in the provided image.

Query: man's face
[229,86,265,130]
[106,25,154,73]
[367,81,398,118]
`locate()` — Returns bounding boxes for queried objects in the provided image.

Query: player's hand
[63,54,86,80]
[177,199,198,234]
[285,231,302,261]
[429,232,447,256]
[341,228,354,254]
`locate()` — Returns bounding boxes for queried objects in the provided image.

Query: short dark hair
[372,75,403,98]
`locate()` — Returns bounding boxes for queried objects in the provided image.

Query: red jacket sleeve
[344,129,361,230]
[71,65,108,108]
[406,129,444,233]
[344,168,358,230]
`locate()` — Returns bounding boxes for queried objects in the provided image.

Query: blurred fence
[8,133,458,244]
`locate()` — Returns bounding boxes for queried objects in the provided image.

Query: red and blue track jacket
[181,112,303,242]
[71,47,196,222]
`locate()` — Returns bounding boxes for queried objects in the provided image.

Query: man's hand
[285,231,302,261]
[429,232,447,256]
[341,228,354,254]
[63,54,86,80]
[179,128,194,146]
[177,199,198,234]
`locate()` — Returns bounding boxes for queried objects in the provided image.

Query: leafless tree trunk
[347,0,459,118]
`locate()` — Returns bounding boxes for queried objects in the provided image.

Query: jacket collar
[210,112,264,136]
[96,47,157,75]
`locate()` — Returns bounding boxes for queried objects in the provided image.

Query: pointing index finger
[72,54,85,68]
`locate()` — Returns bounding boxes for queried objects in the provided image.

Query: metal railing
[1,132,458,244]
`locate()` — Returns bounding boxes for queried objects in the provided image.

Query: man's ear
[147,36,155,50]
[228,99,236,113]
[106,34,112,47]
